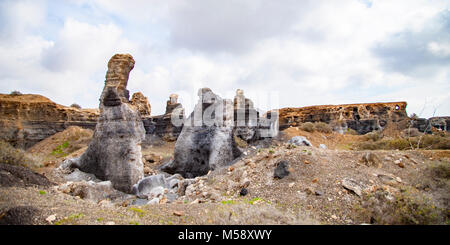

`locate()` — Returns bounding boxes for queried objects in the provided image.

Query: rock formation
[233,89,258,141]
[71,54,145,193]
[130,92,151,117]
[142,94,184,142]
[411,116,450,133]
[0,94,98,149]
[278,102,408,134]
[161,88,241,178]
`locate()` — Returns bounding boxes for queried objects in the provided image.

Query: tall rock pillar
[76,54,145,193]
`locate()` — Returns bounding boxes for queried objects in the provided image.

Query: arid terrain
[1,125,448,225]
[0,54,448,226]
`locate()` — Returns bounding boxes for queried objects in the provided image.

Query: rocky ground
[0,127,449,225]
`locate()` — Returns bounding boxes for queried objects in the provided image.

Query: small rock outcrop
[278,102,409,134]
[130,92,151,117]
[161,88,241,178]
[274,160,290,179]
[289,136,312,146]
[142,94,184,142]
[71,54,145,194]
[132,173,182,200]
[233,89,279,142]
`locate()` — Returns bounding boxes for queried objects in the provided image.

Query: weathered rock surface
[411,116,450,133]
[130,92,151,117]
[0,206,43,225]
[274,160,290,179]
[56,180,131,202]
[233,89,279,142]
[132,173,182,199]
[142,94,184,142]
[278,102,408,134]
[160,88,241,178]
[0,94,98,149]
[71,54,145,194]
[289,136,313,147]
[0,163,54,187]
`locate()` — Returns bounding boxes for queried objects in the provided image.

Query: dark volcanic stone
[240,188,248,196]
[274,160,290,179]
[0,163,54,187]
[0,206,42,225]
[160,88,241,178]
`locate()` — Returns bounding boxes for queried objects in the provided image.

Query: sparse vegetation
[345,128,359,135]
[54,213,85,225]
[10,90,22,96]
[356,134,450,150]
[314,122,332,133]
[233,135,248,148]
[0,140,39,169]
[402,128,421,137]
[51,141,70,157]
[362,131,383,142]
[359,187,445,225]
[300,122,315,132]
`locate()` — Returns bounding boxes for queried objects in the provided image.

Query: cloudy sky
[0,0,449,117]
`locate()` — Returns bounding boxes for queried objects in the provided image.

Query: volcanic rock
[142,94,184,142]
[160,88,241,178]
[274,160,290,179]
[71,54,145,193]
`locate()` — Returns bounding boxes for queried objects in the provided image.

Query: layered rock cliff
[278,102,408,134]
[0,94,98,149]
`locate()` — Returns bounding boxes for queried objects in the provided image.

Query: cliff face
[0,94,98,149]
[278,102,408,134]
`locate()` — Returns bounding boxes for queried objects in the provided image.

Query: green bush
[300,122,315,132]
[314,122,332,133]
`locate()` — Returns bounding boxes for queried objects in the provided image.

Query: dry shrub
[314,122,332,133]
[402,128,421,138]
[345,128,359,135]
[10,90,22,96]
[356,134,450,150]
[0,140,39,169]
[70,103,82,109]
[233,135,248,148]
[300,122,315,132]
[363,131,383,142]
[359,187,446,224]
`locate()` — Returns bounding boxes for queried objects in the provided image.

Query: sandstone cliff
[278,102,408,134]
[0,94,98,149]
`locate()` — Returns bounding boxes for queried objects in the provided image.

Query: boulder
[72,54,145,194]
[57,180,131,202]
[289,136,312,146]
[274,160,290,179]
[160,88,241,178]
[342,178,363,197]
[132,173,182,199]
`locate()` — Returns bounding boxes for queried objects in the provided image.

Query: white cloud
[0,0,449,118]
